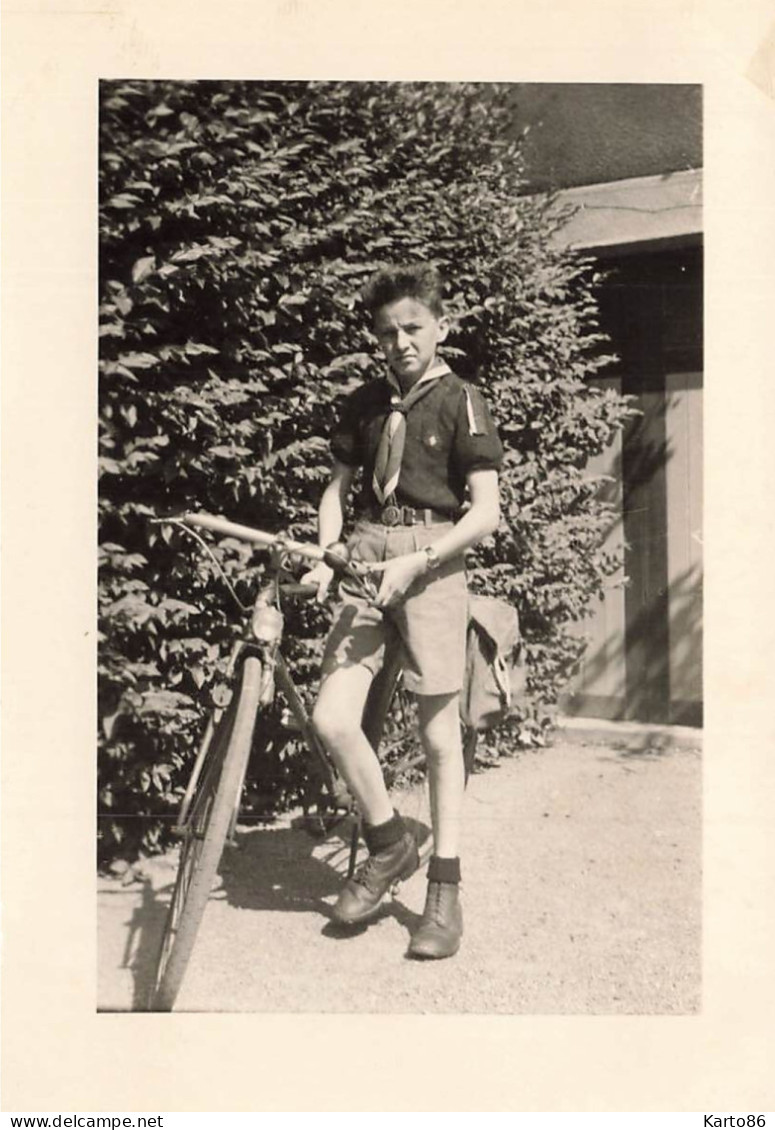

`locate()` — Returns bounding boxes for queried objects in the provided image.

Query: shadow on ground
[595,736,702,767]
[111,812,430,1011]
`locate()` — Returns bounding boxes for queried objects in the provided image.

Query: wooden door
[563,244,703,725]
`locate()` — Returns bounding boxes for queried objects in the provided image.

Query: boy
[305,263,502,959]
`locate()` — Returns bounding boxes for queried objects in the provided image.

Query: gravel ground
[98,733,701,1014]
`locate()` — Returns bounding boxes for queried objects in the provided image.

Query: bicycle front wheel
[150,654,264,1012]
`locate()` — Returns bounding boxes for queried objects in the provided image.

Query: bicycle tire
[150,654,264,1012]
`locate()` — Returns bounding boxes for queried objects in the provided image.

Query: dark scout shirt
[331,370,504,516]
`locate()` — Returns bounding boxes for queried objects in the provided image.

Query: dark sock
[427,855,461,884]
[363,809,406,854]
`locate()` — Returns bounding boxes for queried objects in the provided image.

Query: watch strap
[423,544,442,571]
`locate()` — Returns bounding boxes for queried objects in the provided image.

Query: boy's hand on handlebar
[301,562,335,604]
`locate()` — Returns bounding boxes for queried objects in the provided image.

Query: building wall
[509,83,702,191]
[511,84,704,726]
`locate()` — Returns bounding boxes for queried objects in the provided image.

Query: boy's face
[373,297,449,384]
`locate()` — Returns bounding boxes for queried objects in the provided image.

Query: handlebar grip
[322,544,350,571]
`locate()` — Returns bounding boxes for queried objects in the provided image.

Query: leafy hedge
[98,80,631,864]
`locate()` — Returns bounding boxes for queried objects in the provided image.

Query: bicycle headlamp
[251,602,284,643]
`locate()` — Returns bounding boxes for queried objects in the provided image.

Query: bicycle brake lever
[322,545,379,602]
[348,562,379,602]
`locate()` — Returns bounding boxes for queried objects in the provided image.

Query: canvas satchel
[460,594,527,731]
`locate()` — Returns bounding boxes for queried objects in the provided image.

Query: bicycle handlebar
[154,511,380,609]
[165,512,377,599]
[180,512,328,563]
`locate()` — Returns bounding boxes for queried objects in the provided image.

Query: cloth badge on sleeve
[464,386,485,436]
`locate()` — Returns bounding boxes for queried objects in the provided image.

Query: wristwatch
[423,545,442,572]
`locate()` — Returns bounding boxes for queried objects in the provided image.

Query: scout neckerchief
[372,360,451,506]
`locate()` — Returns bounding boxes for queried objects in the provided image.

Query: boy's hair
[362,263,445,319]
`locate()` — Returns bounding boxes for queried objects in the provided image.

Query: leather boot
[331,831,419,925]
[407,881,463,959]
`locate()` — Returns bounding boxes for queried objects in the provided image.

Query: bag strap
[492,654,512,710]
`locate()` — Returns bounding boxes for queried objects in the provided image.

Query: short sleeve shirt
[331,370,503,516]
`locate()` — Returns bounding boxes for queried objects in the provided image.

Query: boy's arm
[302,459,356,601]
[370,468,501,608]
[429,467,501,560]
[318,459,356,548]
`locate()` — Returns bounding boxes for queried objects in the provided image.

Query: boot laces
[353,836,412,893]
[426,882,449,924]
[353,854,381,892]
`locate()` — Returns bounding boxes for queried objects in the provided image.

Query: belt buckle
[381,504,401,526]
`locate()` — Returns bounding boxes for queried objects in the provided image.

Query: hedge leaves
[99,80,631,863]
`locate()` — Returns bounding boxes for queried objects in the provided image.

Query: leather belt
[366,505,453,527]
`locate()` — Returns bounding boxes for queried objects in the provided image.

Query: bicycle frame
[148,511,442,1009]
[165,511,429,860]
[168,513,359,836]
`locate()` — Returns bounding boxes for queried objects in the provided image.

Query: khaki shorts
[320,519,468,696]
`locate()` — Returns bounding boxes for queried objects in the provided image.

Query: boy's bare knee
[313,666,372,744]
[312,698,360,748]
[418,691,463,766]
[311,699,335,742]
[422,737,459,768]
[422,739,443,769]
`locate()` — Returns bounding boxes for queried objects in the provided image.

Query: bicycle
[147,512,454,1012]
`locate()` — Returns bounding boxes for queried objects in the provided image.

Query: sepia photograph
[3,0,773,1114]
[96,80,703,1015]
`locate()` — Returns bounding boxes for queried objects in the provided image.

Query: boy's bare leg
[312,664,394,827]
[316,664,420,925]
[417,691,465,858]
[409,690,465,958]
